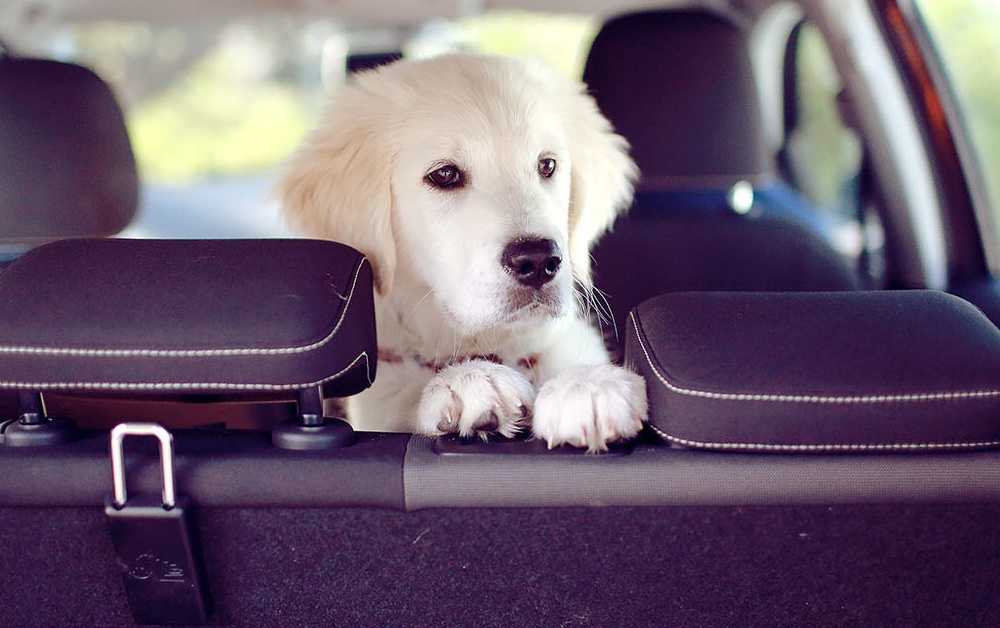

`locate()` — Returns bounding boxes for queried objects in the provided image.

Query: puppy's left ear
[273,81,397,294]
[562,86,638,286]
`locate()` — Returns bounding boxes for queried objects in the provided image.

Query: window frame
[875,0,994,282]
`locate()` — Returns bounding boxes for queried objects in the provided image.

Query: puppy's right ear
[275,86,396,294]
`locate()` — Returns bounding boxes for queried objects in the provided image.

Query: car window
[56,14,593,239]
[914,0,1000,270]
[67,20,324,238]
[782,23,862,222]
[780,20,885,284]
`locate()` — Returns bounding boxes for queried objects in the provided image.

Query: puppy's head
[277,53,636,334]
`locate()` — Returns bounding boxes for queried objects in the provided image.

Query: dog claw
[472,410,500,432]
[436,411,457,433]
[417,361,536,439]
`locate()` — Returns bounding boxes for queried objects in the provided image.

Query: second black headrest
[0,56,138,247]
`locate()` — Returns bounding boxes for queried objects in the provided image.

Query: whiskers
[406,287,436,319]
[574,278,618,342]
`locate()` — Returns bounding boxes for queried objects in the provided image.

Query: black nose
[501,238,562,289]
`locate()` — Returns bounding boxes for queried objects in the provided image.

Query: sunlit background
[10,2,1000,240]
[71,14,595,184]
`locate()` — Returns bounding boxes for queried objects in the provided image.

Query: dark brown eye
[426,164,464,189]
[538,157,557,178]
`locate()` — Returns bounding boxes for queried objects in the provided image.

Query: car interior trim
[818,0,948,288]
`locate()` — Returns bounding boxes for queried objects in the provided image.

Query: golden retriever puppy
[277,53,646,451]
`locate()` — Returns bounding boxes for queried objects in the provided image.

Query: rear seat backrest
[584,9,864,349]
[0,54,138,259]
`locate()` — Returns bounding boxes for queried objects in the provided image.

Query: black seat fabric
[626,290,1000,452]
[0,238,375,397]
[584,10,765,190]
[584,9,863,342]
[0,56,138,251]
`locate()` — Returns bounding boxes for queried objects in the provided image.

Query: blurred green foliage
[920,0,1000,226]
[75,13,593,184]
[128,51,312,182]
[454,12,595,77]
[786,24,861,214]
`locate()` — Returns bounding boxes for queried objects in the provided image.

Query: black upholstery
[584,9,863,341]
[626,290,1000,451]
[584,10,766,190]
[0,238,376,398]
[592,203,864,348]
[0,56,138,249]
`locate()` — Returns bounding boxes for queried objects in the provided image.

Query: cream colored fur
[277,53,647,451]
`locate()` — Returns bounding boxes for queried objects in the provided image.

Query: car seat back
[583,9,864,345]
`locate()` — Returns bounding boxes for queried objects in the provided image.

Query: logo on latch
[127,553,188,582]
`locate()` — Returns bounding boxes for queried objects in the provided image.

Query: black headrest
[0,238,376,399]
[583,9,767,192]
[0,56,138,249]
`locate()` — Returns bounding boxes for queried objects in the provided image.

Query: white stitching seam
[0,256,370,358]
[629,310,1000,451]
[629,311,1000,404]
[649,424,1000,452]
[0,351,373,392]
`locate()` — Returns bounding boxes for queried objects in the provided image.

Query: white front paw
[417,361,535,439]
[533,364,648,452]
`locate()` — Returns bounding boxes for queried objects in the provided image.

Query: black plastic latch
[271,385,354,450]
[105,423,211,625]
[0,391,76,446]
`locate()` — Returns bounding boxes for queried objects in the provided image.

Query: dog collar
[378,348,538,373]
